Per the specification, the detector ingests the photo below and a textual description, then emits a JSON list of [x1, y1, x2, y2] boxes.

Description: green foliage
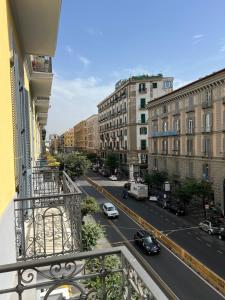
[[64, 152, 91, 178], [174, 178, 213, 217], [81, 196, 100, 218], [105, 153, 119, 174], [85, 255, 123, 299], [86, 152, 98, 162], [85, 255, 141, 299], [145, 171, 168, 189], [81, 222, 104, 251]]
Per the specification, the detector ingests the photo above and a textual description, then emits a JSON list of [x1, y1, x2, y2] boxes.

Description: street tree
[[81, 222, 104, 251], [105, 153, 119, 174], [150, 171, 168, 189], [64, 152, 91, 179], [196, 180, 213, 219], [81, 196, 100, 219]]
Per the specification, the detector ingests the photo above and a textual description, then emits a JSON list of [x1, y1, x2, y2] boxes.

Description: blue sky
[[47, 0, 225, 135]]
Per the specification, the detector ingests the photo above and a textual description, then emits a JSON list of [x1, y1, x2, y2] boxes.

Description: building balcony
[[201, 151, 212, 158], [37, 112, 48, 126], [139, 88, 147, 94], [138, 120, 148, 125], [10, 0, 61, 56], [202, 101, 212, 109], [151, 130, 179, 137], [0, 245, 168, 299], [35, 96, 50, 113], [28, 55, 53, 97], [202, 126, 212, 133], [14, 167, 82, 261], [185, 106, 195, 113]]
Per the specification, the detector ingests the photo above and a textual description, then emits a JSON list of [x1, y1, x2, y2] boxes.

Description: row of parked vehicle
[[102, 202, 160, 255], [199, 220, 225, 240]]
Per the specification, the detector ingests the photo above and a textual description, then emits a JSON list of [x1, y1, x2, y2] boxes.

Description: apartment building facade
[[74, 120, 87, 151], [86, 114, 99, 153], [49, 134, 60, 154], [98, 75, 173, 175], [64, 128, 75, 153], [0, 0, 61, 294], [148, 68, 225, 213]]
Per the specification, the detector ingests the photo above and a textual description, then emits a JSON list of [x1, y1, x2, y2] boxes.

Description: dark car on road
[[134, 230, 160, 255], [168, 202, 185, 216]]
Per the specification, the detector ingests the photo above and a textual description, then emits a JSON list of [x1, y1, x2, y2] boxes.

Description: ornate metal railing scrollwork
[[0, 247, 168, 300]]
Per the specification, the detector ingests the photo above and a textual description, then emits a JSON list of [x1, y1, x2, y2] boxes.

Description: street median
[[85, 176, 225, 296]]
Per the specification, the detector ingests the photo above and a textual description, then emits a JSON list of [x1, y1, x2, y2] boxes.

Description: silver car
[[199, 220, 220, 235]]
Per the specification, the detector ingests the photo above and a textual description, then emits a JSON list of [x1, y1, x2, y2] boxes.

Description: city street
[[86, 171, 225, 280], [78, 176, 225, 300]]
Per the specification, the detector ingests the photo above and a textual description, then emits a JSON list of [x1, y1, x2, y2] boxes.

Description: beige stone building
[[74, 120, 87, 151], [49, 134, 59, 154], [86, 114, 99, 153], [64, 128, 75, 153], [98, 74, 173, 176], [147, 68, 225, 213]]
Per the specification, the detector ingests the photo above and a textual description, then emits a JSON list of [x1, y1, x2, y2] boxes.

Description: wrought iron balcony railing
[[15, 167, 82, 261], [0, 246, 169, 300]]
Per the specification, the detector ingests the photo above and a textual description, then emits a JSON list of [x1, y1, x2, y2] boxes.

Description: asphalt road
[[78, 177, 225, 300], [87, 171, 225, 280]]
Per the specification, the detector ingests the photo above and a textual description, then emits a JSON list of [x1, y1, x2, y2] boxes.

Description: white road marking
[[217, 250, 223, 255], [85, 177, 225, 299], [206, 243, 212, 248]]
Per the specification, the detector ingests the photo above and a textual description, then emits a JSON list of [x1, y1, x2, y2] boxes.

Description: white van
[[128, 182, 148, 200]]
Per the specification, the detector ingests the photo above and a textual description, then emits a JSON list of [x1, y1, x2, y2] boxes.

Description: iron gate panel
[[14, 193, 82, 261]]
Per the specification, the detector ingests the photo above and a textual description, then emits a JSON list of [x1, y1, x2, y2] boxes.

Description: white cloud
[[110, 66, 152, 80], [65, 45, 73, 55], [78, 55, 90, 66], [46, 76, 114, 135], [193, 34, 204, 39], [86, 28, 103, 36], [173, 78, 191, 89]]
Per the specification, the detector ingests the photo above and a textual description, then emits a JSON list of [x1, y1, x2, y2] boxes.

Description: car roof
[[137, 230, 153, 237], [104, 202, 115, 208]]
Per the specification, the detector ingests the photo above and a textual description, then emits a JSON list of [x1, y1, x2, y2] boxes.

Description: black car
[[218, 227, 225, 240], [168, 202, 185, 216], [134, 230, 160, 254]]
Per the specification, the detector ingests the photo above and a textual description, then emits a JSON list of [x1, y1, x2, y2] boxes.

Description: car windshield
[[143, 236, 156, 244], [107, 207, 115, 211]]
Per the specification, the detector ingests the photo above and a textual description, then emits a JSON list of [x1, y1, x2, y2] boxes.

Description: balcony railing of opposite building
[[151, 130, 179, 137], [29, 55, 52, 73], [201, 151, 212, 158], [0, 246, 169, 300], [139, 88, 147, 94], [201, 126, 212, 133], [202, 101, 212, 109]]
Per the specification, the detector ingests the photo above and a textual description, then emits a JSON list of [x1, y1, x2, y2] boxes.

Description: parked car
[[168, 202, 185, 216], [149, 195, 159, 202], [218, 227, 225, 240], [134, 230, 160, 255], [199, 220, 220, 235], [109, 175, 117, 181], [102, 202, 119, 218]]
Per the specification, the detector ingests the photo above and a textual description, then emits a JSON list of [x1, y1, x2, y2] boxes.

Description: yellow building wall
[[0, 0, 16, 215]]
